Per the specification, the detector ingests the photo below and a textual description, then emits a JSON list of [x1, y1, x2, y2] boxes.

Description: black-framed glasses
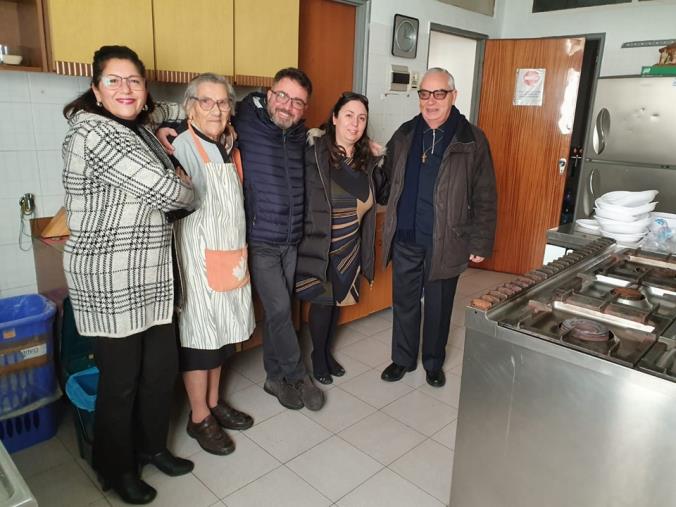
[[191, 96, 231, 113], [270, 90, 307, 109], [101, 74, 146, 91], [417, 88, 454, 100]]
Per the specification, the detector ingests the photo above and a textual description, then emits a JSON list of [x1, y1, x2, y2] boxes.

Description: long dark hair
[[323, 92, 370, 172], [63, 45, 155, 122]]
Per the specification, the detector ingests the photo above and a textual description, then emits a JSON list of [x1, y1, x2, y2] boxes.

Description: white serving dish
[[595, 190, 658, 207], [1, 54, 22, 65], [595, 200, 657, 217], [575, 218, 600, 232], [595, 215, 652, 234], [600, 230, 647, 243], [652, 212, 676, 229], [594, 207, 650, 222]]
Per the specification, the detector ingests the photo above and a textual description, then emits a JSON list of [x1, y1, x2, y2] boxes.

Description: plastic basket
[[0, 294, 57, 416], [0, 400, 59, 453]]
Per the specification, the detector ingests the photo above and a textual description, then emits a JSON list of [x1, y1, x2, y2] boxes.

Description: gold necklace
[[421, 128, 441, 163]]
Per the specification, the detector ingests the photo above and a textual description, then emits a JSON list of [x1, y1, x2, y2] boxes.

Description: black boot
[[138, 449, 194, 476], [104, 472, 157, 504]]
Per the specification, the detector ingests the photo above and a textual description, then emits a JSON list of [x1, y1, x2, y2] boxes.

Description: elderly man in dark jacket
[[233, 68, 324, 411], [380, 67, 497, 388]]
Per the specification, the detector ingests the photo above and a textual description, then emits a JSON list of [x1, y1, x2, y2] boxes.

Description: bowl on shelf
[[575, 218, 600, 235], [600, 230, 647, 243], [1, 54, 23, 65], [595, 200, 657, 217], [595, 215, 652, 234], [594, 207, 651, 222], [595, 190, 658, 207]]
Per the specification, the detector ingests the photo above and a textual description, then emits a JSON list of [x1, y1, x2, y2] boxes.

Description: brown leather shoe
[[187, 413, 235, 456], [210, 400, 254, 430]]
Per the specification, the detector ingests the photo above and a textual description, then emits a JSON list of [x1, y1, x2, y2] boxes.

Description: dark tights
[[308, 303, 341, 376]]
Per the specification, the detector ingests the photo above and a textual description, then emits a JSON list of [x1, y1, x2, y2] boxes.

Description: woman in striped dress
[[171, 74, 255, 455]]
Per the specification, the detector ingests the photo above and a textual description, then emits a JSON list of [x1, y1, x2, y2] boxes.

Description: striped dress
[[172, 124, 254, 352]]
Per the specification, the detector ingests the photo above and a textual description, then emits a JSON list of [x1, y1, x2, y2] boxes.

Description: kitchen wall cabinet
[[46, 0, 154, 76], [0, 0, 49, 72], [153, 0, 234, 82], [233, 0, 299, 87]]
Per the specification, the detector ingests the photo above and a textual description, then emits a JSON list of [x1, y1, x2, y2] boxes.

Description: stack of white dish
[[592, 190, 658, 246]]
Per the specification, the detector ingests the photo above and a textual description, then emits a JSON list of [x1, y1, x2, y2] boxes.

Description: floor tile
[[339, 411, 426, 465], [382, 390, 457, 437], [339, 369, 413, 409], [224, 466, 331, 507], [369, 327, 393, 346], [333, 324, 369, 350], [432, 419, 457, 450], [339, 338, 390, 368], [12, 433, 73, 479], [190, 432, 280, 499], [56, 411, 81, 458], [165, 402, 204, 460], [220, 368, 256, 396], [25, 459, 103, 507], [225, 382, 286, 426], [329, 352, 371, 386], [337, 468, 444, 507], [400, 364, 429, 389], [287, 436, 382, 502], [346, 313, 392, 337], [229, 346, 266, 384], [417, 370, 462, 409], [107, 472, 218, 507], [245, 410, 331, 462], [443, 346, 465, 371], [302, 387, 376, 433], [447, 325, 466, 350], [390, 439, 454, 504]]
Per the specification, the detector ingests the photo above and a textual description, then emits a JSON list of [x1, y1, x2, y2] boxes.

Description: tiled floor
[[12, 268, 516, 507]]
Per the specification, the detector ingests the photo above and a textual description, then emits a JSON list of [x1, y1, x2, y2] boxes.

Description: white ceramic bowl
[[2, 54, 22, 65], [600, 230, 647, 243], [575, 218, 600, 231], [595, 200, 657, 217], [652, 212, 676, 229], [595, 215, 652, 234], [596, 190, 658, 207], [594, 207, 650, 223]]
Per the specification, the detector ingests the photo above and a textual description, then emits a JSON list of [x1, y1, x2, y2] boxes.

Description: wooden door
[[298, 0, 355, 129], [477, 37, 585, 274]]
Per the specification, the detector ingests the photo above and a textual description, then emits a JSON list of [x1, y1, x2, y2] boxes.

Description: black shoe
[[426, 369, 446, 387], [210, 400, 254, 430], [313, 372, 333, 385], [108, 473, 156, 504], [381, 362, 415, 382], [138, 449, 194, 476], [328, 356, 345, 377]]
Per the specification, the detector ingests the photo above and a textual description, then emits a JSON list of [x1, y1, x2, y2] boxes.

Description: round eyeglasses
[[100, 74, 146, 91], [269, 90, 307, 110], [192, 96, 231, 113]]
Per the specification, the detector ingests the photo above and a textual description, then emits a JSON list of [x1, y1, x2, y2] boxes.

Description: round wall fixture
[[392, 14, 419, 59]]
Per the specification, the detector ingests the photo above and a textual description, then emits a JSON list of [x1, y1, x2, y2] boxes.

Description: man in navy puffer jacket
[[233, 68, 324, 411]]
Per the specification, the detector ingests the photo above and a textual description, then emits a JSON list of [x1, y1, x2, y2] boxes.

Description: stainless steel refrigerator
[[574, 76, 676, 219]]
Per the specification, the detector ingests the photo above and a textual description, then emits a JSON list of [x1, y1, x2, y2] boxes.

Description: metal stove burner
[[560, 318, 611, 342], [611, 287, 644, 301]]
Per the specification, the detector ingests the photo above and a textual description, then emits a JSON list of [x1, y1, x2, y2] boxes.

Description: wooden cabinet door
[[47, 0, 154, 74], [153, 0, 234, 82], [233, 0, 299, 86], [477, 37, 585, 274]]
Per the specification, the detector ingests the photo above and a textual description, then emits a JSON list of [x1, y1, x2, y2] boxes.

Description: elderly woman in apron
[[170, 73, 255, 456]]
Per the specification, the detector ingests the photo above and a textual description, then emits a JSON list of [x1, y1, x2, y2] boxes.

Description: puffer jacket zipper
[[283, 131, 293, 244]]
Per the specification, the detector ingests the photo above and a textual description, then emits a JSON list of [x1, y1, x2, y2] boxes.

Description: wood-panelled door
[[477, 37, 585, 274], [298, 0, 355, 128]]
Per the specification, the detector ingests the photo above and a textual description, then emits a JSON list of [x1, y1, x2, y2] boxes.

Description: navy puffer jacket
[[233, 92, 306, 245]]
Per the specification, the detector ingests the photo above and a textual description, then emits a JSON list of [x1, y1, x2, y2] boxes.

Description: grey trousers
[[249, 242, 306, 381]]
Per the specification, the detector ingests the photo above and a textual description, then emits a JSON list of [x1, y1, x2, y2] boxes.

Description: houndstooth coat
[[62, 111, 194, 338]]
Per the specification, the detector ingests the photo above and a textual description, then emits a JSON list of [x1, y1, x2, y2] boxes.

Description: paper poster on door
[[513, 68, 546, 106]]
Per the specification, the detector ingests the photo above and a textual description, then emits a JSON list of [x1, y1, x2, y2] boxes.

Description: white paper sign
[[514, 68, 546, 106]]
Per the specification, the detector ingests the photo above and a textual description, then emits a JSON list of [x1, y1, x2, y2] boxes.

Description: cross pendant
[[422, 153, 427, 164]]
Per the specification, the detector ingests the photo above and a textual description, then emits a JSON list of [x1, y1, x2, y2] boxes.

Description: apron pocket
[[205, 247, 250, 292]]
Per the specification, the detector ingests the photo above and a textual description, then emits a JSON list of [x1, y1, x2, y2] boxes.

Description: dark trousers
[[391, 240, 459, 372], [93, 323, 178, 479], [249, 242, 305, 382], [308, 303, 341, 376]]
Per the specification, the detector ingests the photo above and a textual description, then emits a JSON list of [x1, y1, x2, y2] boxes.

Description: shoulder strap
[[231, 147, 243, 184], [188, 122, 243, 184]]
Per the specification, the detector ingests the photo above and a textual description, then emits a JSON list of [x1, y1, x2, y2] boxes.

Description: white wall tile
[[0, 103, 35, 151], [28, 73, 84, 104], [0, 244, 36, 292], [0, 72, 30, 103], [0, 150, 40, 200], [31, 103, 68, 151], [0, 284, 37, 298], [36, 194, 65, 218]]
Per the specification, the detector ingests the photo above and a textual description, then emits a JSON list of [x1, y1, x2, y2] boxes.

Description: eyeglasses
[[270, 90, 307, 109], [417, 88, 455, 100], [191, 96, 231, 113], [100, 74, 146, 91]]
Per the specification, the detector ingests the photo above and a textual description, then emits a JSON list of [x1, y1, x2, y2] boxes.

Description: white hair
[[183, 73, 235, 113], [422, 67, 455, 90]]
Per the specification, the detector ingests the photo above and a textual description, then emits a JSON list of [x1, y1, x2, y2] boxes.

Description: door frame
[[333, 0, 370, 93], [428, 23, 488, 124]]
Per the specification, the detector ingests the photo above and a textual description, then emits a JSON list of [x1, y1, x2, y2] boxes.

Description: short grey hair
[[183, 73, 235, 113], [422, 67, 455, 91]]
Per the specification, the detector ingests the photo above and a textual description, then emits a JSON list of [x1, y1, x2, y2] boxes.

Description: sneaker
[[264, 378, 304, 410], [294, 376, 325, 411]]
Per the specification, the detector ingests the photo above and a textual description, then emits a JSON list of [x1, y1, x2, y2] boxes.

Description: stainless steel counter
[[450, 307, 676, 507], [546, 223, 598, 250]]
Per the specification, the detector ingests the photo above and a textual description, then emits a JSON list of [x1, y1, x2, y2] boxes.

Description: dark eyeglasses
[[101, 74, 146, 91], [270, 90, 307, 109], [191, 96, 231, 112], [417, 89, 455, 100]]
